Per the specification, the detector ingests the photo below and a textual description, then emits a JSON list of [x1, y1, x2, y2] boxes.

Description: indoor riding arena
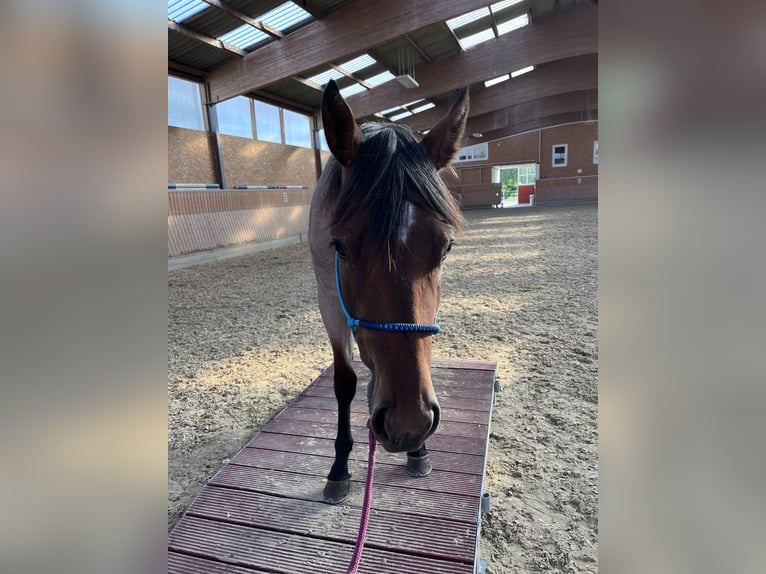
[[168, 1, 598, 573]]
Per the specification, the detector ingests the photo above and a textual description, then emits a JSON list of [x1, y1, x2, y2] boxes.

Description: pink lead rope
[[345, 423, 377, 574]]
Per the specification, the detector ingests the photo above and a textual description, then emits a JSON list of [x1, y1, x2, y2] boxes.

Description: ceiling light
[[396, 74, 419, 89], [511, 65, 535, 78], [484, 74, 510, 88]]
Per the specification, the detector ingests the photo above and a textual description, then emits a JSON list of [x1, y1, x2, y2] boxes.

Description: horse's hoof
[[323, 479, 351, 504], [406, 453, 432, 477]]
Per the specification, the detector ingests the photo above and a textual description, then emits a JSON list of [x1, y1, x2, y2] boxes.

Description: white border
[[552, 143, 568, 167]]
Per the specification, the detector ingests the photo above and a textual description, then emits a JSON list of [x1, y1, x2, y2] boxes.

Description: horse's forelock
[[328, 122, 462, 249]]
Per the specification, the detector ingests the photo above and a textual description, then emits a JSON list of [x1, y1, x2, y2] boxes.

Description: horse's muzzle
[[370, 401, 441, 452]]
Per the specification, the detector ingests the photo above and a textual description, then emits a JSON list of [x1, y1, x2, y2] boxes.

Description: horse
[[309, 79, 469, 503]]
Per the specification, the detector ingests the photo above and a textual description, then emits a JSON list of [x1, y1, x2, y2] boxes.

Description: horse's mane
[[326, 122, 463, 249]]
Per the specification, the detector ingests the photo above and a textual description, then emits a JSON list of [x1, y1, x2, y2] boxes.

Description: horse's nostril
[[430, 403, 441, 434], [371, 407, 388, 441]]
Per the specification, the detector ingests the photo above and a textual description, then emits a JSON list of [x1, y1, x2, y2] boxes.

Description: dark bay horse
[[309, 79, 468, 503]]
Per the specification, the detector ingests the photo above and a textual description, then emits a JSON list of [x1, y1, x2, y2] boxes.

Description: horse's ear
[[421, 87, 469, 170], [321, 79, 363, 167]]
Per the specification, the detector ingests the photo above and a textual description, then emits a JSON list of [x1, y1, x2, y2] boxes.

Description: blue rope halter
[[334, 251, 440, 335]]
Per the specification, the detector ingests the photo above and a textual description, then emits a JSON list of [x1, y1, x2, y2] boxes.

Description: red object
[[518, 184, 536, 204]]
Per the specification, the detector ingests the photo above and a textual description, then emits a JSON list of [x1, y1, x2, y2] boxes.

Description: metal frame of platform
[[169, 358, 498, 574]]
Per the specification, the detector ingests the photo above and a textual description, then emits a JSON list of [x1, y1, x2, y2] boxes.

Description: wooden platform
[[168, 358, 498, 574]]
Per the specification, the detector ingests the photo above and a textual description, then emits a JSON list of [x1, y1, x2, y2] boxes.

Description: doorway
[[492, 164, 538, 208]]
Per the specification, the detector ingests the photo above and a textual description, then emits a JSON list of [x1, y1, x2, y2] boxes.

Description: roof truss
[[205, 0, 503, 103], [345, 3, 596, 119]]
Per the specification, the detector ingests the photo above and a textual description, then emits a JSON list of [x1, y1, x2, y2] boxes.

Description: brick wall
[[445, 120, 598, 206]]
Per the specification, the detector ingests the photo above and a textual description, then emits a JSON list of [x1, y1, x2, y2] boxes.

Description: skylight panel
[[365, 71, 396, 87], [337, 54, 377, 74], [411, 102, 436, 114], [168, 0, 209, 23], [496, 13, 529, 35], [258, 1, 312, 32], [339, 83, 367, 98], [390, 110, 413, 121], [403, 99, 426, 108], [484, 74, 510, 87], [219, 24, 270, 50], [491, 0, 525, 13], [459, 28, 495, 50], [511, 65, 535, 78], [306, 68, 345, 86], [446, 7, 490, 31], [378, 106, 402, 115]]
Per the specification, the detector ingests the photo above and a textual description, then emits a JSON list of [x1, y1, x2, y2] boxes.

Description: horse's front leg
[[324, 341, 357, 504], [406, 445, 432, 477]]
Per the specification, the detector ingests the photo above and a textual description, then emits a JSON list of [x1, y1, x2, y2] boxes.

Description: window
[[518, 164, 537, 185], [593, 140, 599, 164], [168, 76, 204, 131], [283, 110, 311, 148], [254, 101, 282, 143], [552, 144, 568, 167], [456, 143, 488, 162], [215, 96, 253, 138]]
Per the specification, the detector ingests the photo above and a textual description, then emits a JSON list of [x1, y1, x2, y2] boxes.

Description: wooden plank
[[261, 419, 487, 455], [170, 516, 474, 573], [291, 393, 493, 416], [303, 381, 492, 403], [209, 465, 479, 524], [186, 487, 476, 562], [246, 432, 486, 475], [306, 369, 492, 398], [169, 359, 497, 573], [205, 0, 498, 102], [228, 448, 481, 495], [461, 112, 598, 148], [168, 551, 270, 573], [464, 89, 597, 136], [318, 361, 497, 382], [276, 406, 489, 435]]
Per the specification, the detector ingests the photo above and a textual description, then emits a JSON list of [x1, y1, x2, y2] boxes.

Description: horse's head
[[321, 80, 468, 453]]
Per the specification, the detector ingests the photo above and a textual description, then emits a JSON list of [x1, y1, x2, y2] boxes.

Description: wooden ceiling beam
[[461, 111, 599, 147], [464, 89, 598, 135], [168, 61, 207, 81], [346, 3, 596, 118], [200, 0, 283, 39], [168, 20, 246, 57], [205, 0, 500, 103], [293, 0, 324, 20], [402, 54, 597, 132]]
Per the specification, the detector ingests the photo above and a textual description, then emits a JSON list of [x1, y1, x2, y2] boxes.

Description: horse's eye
[[331, 239, 348, 259], [441, 240, 455, 261]]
